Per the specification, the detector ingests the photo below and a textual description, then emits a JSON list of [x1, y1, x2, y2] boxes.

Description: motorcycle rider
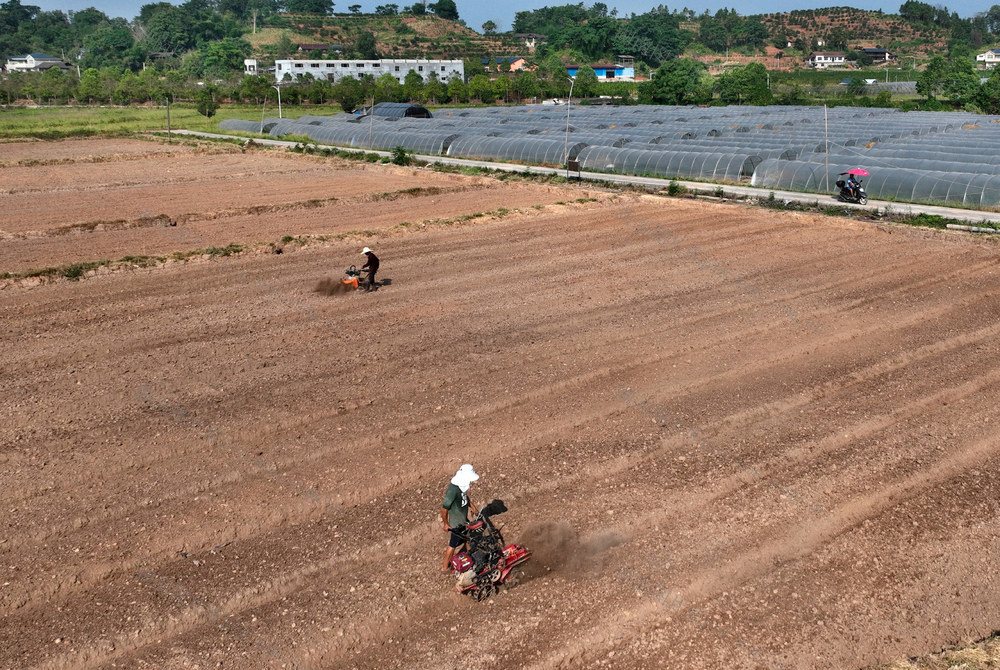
[[440, 464, 479, 574], [845, 173, 861, 200]]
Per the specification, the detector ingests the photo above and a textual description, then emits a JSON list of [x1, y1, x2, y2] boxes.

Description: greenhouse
[[751, 160, 1000, 207], [446, 136, 587, 164], [222, 104, 1000, 209], [578, 146, 760, 181]]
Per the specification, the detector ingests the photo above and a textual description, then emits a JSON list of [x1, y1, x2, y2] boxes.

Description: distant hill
[[759, 7, 949, 55], [251, 14, 526, 61]]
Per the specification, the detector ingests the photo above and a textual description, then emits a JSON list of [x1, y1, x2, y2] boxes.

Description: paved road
[[164, 130, 1000, 226]]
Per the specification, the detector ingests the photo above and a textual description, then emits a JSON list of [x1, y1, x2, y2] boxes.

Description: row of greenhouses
[[220, 105, 1000, 208]]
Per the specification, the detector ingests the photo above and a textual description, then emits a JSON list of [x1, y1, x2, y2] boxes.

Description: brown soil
[[0, 137, 195, 163], [2, 138, 1000, 670]]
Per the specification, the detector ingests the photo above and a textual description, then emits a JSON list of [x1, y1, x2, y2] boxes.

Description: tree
[[237, 73, 271, 103], [138, 1, 173, 24], [429, 0, 458, 21], [0, 0, 40, 32], [195, 86, 219, 117], [482, 20, 496, 35], [285, 0, 333, 14], [356, 30, 378, 59], [348, 4, 361, 13], [572, 66, 599, 97], [333, 74, 364, 111], [986, 4, 1000, 34], [649, 58, 709, 105], [200, 37, 251, 77], [715, 62, 772, 105], [374, 4, 397, 15], [374, 71, 402, 101], [35, 67, 73, 103], [512, 70, 541, 101], [77, 67, 103, 103], [406, 3, 425, 15], [81, 22, 135, 70], [467, 73, 494, 102], [424, 71, 446, 102], [976, 68, 1000, 113], [916, 54, 948, 99], [113, 70, 145, 103], [536, 53, 570, 97], [402, 68, 423, 100], [492, 75, 510, 102], [899, 0, 935, 25], [447, 76, 467, 102], [274, 32, 294, 58], [143, 5, 192, 52], [942, 57, 980, 105]]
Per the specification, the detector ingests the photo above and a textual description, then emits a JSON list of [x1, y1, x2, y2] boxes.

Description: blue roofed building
[[567, 58, 635, 82]]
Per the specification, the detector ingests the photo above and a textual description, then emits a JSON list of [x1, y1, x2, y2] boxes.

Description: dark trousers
[[366, 270, 377, 291]]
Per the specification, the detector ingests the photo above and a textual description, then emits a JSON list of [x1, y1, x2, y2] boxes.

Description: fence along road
[[163, 130, 1000, 227]]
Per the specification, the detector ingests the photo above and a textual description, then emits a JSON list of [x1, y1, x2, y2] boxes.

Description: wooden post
[[166, 98, 171, 143]]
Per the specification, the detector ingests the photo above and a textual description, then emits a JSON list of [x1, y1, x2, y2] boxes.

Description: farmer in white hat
[[440, 464, 479, 573], [361, 247, 379, 292]]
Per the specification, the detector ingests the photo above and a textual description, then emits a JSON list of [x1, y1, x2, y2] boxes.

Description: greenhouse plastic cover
[[220, 105, 1000, 208]]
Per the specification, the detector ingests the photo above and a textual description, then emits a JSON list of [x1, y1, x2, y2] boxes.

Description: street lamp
[[272, 84, 282, 119], [564, 76, 575, 178]]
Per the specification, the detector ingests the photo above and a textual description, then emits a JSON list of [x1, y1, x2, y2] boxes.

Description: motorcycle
[[447, 499, 531, 601], [836, 178, 868, 205]]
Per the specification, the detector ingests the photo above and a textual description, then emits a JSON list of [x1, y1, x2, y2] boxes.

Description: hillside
[[760, 7, 949, 55], [250, 14, 526, 61]]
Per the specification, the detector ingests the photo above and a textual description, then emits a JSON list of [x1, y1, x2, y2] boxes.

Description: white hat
[[362, 247, 372, 254], [451, 464, 479, 492]]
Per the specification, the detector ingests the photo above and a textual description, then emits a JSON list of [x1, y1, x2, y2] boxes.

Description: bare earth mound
[[2, 138, 999, 670]]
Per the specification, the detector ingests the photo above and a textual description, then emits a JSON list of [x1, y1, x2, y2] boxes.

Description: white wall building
[[977, 48, 1000, 67], [275, 59, 464, 84], [5, 53, 70, 72], [808, 51, 847, 69]]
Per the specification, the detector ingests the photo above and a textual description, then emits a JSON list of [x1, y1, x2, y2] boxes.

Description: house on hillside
[[5, 53, 72, 73], [859, 47, 894, 63], [513, 33, 545, 50], [482, 56, 527, 72], [808, 51, 846, 69], [976, 48, 1000, 68]]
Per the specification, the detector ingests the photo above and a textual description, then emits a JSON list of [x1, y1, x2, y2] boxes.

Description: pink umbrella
[[842, 168, 870, 176]]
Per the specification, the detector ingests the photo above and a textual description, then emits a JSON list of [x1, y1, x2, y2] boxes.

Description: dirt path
[[2, 139, 999, 670]]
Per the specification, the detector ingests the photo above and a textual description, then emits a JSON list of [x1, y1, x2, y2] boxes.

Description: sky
[[31, 0, 1000, 34]]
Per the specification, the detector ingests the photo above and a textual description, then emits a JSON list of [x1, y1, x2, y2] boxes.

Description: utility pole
[[166, 97, 171, 143], [564, 77, 575, 178], [272, 84, 282, 118]]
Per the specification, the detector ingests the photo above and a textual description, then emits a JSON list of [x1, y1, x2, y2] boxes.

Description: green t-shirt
[[442, 483, 469, 529]]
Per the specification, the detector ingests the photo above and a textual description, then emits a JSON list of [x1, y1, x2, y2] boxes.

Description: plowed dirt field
[[2, 138, 999, 670]]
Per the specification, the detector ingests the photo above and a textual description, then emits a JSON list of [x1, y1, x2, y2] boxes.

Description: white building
[[808, 51, 847, 69], [976, 48, 1000, 68], [274, 59, 464, 84], [5, 53, 71, 73]]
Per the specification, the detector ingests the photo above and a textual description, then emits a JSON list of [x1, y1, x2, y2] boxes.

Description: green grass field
[[0, 104, 345, 140]]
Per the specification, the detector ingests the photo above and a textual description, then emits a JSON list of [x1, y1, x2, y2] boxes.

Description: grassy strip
[[754, 191, 1000, 232], [0, 104, 344, 140], [1, 243, 246, 282]]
